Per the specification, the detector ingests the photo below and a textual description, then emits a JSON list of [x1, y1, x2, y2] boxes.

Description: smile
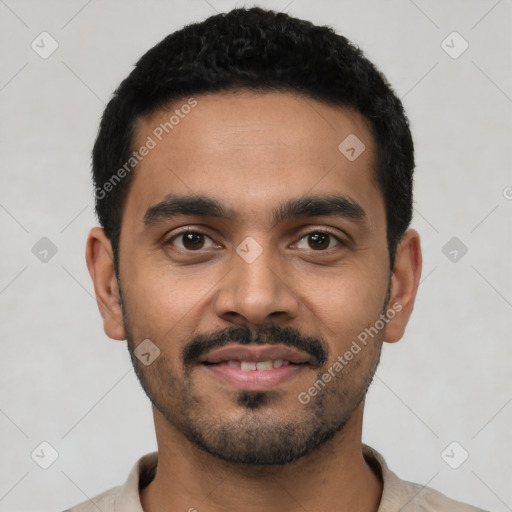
[[197, 344, 312, 390], [210, 359, 291, 370]]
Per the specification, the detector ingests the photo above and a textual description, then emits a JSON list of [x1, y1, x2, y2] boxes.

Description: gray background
[[0, 0, 511, 511]]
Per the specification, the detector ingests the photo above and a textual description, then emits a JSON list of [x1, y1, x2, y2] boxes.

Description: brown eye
[[296, 231, 342, 251], [308, 233, 330, 250], [181, 232, 205, 250], [169, 231, 216, 251]]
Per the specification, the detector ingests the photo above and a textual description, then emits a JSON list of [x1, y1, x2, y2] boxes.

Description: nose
[[213, 242, 300, 327]]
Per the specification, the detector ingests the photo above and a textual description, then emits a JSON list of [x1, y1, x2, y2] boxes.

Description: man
[[68, 6, 487, 512]]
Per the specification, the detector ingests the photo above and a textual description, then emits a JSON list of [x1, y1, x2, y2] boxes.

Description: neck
[[140, 404, 382, 512]]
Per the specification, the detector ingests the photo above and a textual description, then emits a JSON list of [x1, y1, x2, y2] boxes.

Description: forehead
[[125, 90, 383, 231]]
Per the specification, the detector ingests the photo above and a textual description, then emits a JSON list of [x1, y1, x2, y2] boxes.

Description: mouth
[[199, 344, 311, 390], [205, 359, 293, 370]]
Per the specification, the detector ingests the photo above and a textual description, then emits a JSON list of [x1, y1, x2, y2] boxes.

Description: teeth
[[256, 361, 273, 371], [228, 360, 292, 371]]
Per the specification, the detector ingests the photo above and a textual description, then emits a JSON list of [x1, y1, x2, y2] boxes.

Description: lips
[[200, 344, 311, 365], [224, 359, 290, 371], [199, 344, 311, 390]]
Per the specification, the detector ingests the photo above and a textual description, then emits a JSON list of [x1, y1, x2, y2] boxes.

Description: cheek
[[122, 263, 224, 340], [299, 264, 387, 348], [127, 260, 194, 312]]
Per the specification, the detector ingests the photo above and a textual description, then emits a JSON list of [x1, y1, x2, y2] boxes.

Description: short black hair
[[92, 7, 414, 274]]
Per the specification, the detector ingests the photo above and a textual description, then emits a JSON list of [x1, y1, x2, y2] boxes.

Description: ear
[[85, 227, 126, 341], [383, 229, 422, 343]]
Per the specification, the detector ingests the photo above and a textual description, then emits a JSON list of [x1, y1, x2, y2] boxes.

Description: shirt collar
[[119, 445, 404, 511], [117, 451, 158, 512]]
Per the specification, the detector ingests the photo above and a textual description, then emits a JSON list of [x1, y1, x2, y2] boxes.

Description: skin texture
[[86, 91, 422, 512]]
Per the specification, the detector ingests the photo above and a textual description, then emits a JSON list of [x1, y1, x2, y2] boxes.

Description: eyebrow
[[143, 193, 367, 228]]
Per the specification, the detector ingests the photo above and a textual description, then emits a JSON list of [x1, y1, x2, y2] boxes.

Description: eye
[[295, 230, 343, 251], [165, 228, 344, 253], [167, 230, 218, 251]]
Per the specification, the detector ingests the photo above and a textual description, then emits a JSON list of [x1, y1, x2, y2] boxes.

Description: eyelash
[[165, 227, 345, 252]]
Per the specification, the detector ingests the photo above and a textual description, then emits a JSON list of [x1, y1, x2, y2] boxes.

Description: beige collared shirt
[[63, 445, 488, 512]]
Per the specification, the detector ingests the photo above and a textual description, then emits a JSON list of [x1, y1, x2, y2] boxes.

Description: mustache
[[182, 324, 328, 368]]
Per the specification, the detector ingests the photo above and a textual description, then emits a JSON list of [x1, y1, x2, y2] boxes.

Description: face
[[97, 91, 411, 465]]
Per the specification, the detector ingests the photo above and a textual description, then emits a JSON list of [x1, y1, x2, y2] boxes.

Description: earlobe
[[383, 229, 422, 343], [85, 227, 126, 341]]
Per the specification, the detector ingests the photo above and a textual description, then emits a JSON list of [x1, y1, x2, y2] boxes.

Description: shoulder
[[61, 451, 157, 512], [400, 478, 490, 512], [362, 445, 490, 512], [61, 485, 121, 512]]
